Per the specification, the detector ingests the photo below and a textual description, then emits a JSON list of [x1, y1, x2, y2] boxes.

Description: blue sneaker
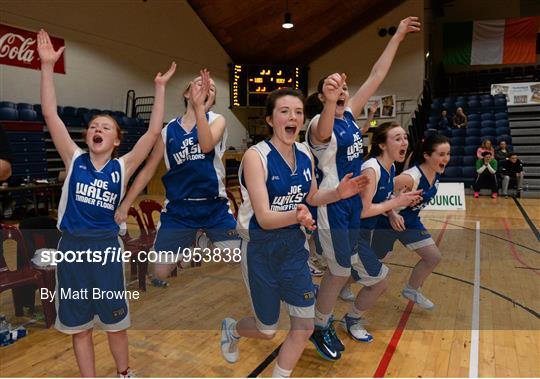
[[328, 317, 345, 352], [341, 314, 373, 343], [309, 325, 341, 361]]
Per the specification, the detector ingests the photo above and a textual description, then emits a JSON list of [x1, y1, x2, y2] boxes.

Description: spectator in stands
[[452, 107, 467, 129], [437, 109, 450, 129], [500, 152, 524, 198], [476, 139, 494, 159], [474, 151, 498, 199], [495, 140, 511, 162], [0, 123, 12, 181]]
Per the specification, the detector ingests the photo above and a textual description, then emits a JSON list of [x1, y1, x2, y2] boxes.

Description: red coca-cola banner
[[0, 23, 65, 74]]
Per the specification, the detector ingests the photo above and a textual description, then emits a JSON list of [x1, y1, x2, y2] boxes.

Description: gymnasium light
[[282, 12, 293, 29]]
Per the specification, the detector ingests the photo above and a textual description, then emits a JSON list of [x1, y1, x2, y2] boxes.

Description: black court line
[[387, 262, 539, 319], [513, 197, 540, 242], [425, 217, 540, 254], [248, 345, 282, 377]]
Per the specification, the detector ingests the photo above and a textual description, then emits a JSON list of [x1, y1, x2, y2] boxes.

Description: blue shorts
[[240, 230, 315, 334], [371, 217, 435, 260], [55, 234, 130, 333], [154, 198, 239, 263], [316, 196, 361, 276], [350, 228, 389, 286]]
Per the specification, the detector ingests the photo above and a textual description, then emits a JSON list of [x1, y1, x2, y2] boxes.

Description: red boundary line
[[373, 215, 450, 378], [501, 217, 540, 276]]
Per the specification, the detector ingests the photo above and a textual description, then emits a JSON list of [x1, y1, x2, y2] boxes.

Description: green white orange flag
[[443, 17, 540, 65]]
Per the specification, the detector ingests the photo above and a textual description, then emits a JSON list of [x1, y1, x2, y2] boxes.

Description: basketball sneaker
[[118, 368, 135, 378], [401, 287, 434, 310], [309, 324, 341, 361], [220, 317, 239, 363], [327, 317, 345, 352], [308, 256, 324, 277], [339, 285, 355, 302], [341, 314, 373, 343]]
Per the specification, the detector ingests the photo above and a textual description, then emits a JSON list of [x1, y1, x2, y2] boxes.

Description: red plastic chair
[[120, 207, 150, 291], [1, 224, 55, 328], [138, 199, 163, 238], [226, 189, 239, 219]]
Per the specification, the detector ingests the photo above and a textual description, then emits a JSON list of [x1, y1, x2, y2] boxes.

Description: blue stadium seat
[[481, 113, 494, 121], [481, 135, 496, 144], [429, 116, 438, 124], [480, 94, 493, 100], [439, 128, 452, 137], [62, 106, 77, 117], [0, 107, 18, 120], [136, 118, 146, 128], [76, 107, 89, 117], [113, 111, 126, 117], [452, 128, 466, 137], [33, 104, 42, 113], [481, 120, 495, 129], [467, 100, 480, 112], [467, 95, 480, 102], [494, 97, 507, 111], [464, 146, 478, 156], [424, 129, 438, 138], [18, 109, 37, 121], [57, 106, 64, 116], [496, 135, 512, 144], [495, 119, 509, 129], [17, 103, 34, 110], [463, 156, 476, 167], [444, 96, 455, 104], [123, 117, 137, 127], [481, 99, 494, 109], [82, 113, 93, 124], [451, 137, 465, 146], [0, 101, 16, 109], [455, 101, 467, 110], [496, 127, 510, 136], [463, 167, 477, 178], [448, 156, 462, 167], [468, 121, 481, 129], [444, 167, 462, 178], [480, 127, 496, 136], [465, 136, 481, 146], [89, 108, 102, 115], [468, 114, 481, 122], [494, 112, 508, 120], [456, 96, 466, 102], [451, 146, 464, 156], [466, 128, 481, 137]]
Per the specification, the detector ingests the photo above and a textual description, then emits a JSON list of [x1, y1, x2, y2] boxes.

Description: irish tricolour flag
[[444, 17, 540, 65]]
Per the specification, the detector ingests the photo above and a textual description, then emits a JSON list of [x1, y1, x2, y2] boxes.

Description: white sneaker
[[341, 314, 373, 343], [339, 286, 355, 302], [401, 287, 434, 310], [220, 317, 239, 363], [118, 368, 135, 378], [308, 256, 324, 277]]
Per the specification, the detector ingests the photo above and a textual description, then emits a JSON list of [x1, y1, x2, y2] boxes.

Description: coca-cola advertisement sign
[[0, 23, 65, 74]]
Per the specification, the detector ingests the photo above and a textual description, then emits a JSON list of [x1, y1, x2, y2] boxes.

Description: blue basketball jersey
[[361, 157, 395, 230], [398, 165, 440, 223], [161, 112, 227, 205], [237, 140, 313, 241], [306, 108, 363, 190], [57, 149, 124, 237]]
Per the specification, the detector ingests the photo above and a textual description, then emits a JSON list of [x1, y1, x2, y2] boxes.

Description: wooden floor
[[1, 196, 538, 377]]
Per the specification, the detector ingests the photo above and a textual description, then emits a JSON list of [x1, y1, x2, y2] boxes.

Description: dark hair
[[265, 87, 305, 118], [85, 114, 123, 158], [366, 121, 402, 159], [305, 92, 323, 120], [507, 152, 517, 158], [417, 134, 450, 163], [481, 150, 492, 157], [317, 77, 325, 94]]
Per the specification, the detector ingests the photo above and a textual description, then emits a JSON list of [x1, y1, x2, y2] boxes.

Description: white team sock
[[272, 363, 292, 378], [347, 304, 366, 319], [314, 308, 331, 328]]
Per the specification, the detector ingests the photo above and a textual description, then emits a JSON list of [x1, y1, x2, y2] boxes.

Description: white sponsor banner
[[491, 82, 540, 105], [425, 182, 466, 211]]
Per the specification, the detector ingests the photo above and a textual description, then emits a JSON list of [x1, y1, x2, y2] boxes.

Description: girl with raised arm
[[38, 29, 176, 377], [306, 17, 421, 360]]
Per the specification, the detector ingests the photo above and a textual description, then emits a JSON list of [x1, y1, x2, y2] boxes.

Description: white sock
[[272, 363, 292, 378], [314, 308, 331, 328], [405, 283, 419, 291], [347, 304, 365, 319]]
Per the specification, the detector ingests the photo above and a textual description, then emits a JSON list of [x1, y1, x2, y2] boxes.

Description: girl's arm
[[37, 30, 78, 167], [121, 62, 176, 179], [309, 73, 344, 144], [347, 17, 421, 118], [360, 168, 422, 218], [114, 139, 164, 224], [361, 102, 378, 134], [191, 69, 226, 153]]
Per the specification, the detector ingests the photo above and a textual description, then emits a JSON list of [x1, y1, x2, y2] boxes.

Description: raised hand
[[154, 62, 177, 87], [189, 68, 210, 108], [395, 17, 421, 40], [323, 73, 346, 103], [296, 204, 316, 231], [337, 173, 370, 199], [37, 29, 65, 66], [369, 102, 379, 115]]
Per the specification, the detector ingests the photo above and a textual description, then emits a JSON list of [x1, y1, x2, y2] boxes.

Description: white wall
[[309, 0, 425, 126], [0, 0, 247, 148]]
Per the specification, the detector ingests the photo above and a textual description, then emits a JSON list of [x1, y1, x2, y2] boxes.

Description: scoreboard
[[230, 64, 308, 108]]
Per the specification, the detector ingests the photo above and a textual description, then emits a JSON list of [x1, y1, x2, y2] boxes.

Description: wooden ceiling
[[188, 0, 406, 65]]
